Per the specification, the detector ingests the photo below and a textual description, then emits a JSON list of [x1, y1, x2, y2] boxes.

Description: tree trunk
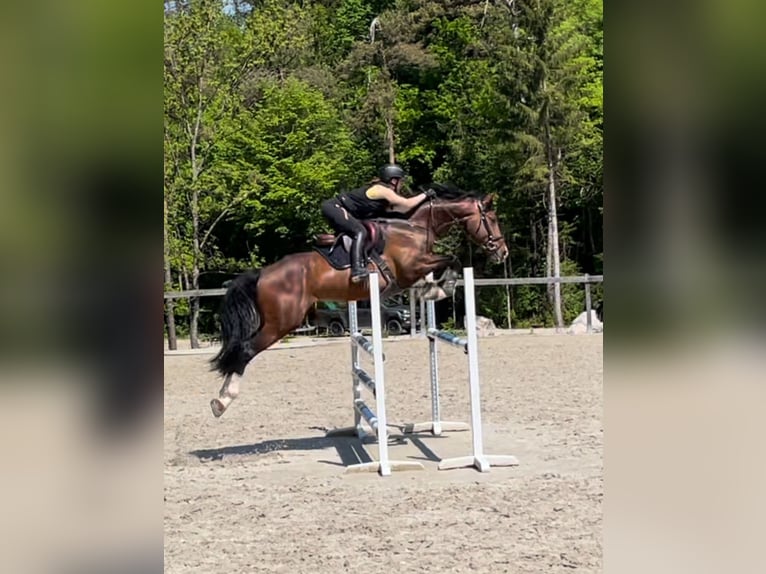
[[530, 215, 538, 275], [190, 184, 200, 348], [588, 206, 597, 263], [539, 73, 563, 329], [504, 247, 512, 329], [546, 212, 553, 304], [385, 116, 395, 163], [189, 106, 202, 349], [547, 145, 563, 330], [164, 197, 178, 351], [190, 178, 200, 348]]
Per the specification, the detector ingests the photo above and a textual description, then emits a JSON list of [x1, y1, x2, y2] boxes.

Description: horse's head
[[418, 185, 508, 263], [459, 194, 509, 263]]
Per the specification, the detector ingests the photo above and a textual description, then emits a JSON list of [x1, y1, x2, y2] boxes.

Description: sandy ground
[[165, 334, 602, 573]]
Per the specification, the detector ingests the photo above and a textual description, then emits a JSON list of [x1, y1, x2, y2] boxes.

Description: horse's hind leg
[[211, 374, 238, 417], [209, 327, 282, 417]]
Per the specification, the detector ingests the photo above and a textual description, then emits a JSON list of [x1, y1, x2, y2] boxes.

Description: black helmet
[[379, 163, 406, 183]]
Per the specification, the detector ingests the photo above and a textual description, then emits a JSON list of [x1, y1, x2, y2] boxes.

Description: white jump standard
[[401, 273, 470, 435], [429, 267, 520, 472], [326, 272, 424, 476]]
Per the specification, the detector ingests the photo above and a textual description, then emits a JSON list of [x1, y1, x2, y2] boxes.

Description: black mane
[[421, 182, 480, 200], [380, 182, 483, 222]]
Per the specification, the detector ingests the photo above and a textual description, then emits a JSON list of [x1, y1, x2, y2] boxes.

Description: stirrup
[[350, 267, 369, 283]]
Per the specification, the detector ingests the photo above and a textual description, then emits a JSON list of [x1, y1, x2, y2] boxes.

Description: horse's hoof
[[210, 399, 226, 418], [422, 285, 448, 300]]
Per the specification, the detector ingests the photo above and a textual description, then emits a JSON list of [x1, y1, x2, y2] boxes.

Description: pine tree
[[490, 0, 602, 327]]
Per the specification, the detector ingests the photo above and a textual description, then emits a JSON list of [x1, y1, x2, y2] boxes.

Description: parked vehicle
[[310, 299, 419, 336]]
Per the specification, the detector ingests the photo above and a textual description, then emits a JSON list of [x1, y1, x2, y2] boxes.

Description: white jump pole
[[437, 268, 520, 472], [326, 273, 424, 476], [403, 272, 470, 436]]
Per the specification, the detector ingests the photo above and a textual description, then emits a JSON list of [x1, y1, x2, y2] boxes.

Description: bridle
[[425, 194, 503, 255], [475, 198, 502, 255]]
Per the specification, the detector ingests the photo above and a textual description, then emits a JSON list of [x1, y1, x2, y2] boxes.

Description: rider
[[321, 163, 435, 283]]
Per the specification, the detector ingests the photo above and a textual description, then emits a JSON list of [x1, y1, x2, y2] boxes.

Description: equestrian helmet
[[379, 163, 406, 183]]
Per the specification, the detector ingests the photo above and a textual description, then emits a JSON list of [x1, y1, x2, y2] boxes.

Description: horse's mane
[[422, 182, 481, 200], [374, 182, 481, 228], [372, 182, 484, 229]]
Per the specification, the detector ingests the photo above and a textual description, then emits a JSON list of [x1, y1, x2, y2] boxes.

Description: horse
[[209, 184, 508, 417]]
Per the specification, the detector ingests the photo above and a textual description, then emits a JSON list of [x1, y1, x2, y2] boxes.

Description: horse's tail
[[210, 270, 262, 377]]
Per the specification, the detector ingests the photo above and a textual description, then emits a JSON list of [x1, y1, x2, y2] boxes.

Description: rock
[[567, 310, 603, 334], [476, 316, 496, 337]]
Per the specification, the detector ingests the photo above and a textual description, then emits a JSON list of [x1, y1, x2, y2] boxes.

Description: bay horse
[[209, 184, 508, 417]]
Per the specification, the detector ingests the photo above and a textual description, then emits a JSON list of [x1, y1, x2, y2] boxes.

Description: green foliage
[[559, 259, 586, 324], [245, 0, 314, 73], [313, 0, 374, 63], [163, 0, 603, 337], [476, 286, 512, 328], [231, 78, 369, 250], [511, 284, 550, 328]]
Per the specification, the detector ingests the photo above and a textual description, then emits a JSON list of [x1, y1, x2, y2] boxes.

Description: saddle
[[313, 220, 381, 251], [312, 221, 396, 292]]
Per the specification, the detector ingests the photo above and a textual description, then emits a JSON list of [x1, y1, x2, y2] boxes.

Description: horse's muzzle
[[483, 240, 508, 263], [488, 243, 509, 263]]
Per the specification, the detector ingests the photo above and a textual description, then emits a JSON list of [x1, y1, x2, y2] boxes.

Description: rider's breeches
[[321, 198, 367, 241]]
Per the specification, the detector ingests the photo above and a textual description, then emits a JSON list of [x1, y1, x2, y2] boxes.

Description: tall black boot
[[350, 233, 369, 283]]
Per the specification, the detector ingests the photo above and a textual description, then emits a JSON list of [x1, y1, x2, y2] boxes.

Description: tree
[[164, 0, 256, 347], [487, 0, 602, 328], [342, 1, 441, 167], [222, 78, 369, 262], [161, 0, 603, 334]]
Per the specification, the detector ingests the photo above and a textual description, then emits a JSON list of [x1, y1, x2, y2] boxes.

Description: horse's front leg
[[437, 256, 462, 297], [413, 254, 461, 300]]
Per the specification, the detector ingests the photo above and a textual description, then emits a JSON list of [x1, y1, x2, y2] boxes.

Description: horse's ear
[[482, 193, 497, 209]]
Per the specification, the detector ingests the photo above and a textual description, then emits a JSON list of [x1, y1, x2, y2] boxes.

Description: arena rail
[[163, 274, 604, 347]]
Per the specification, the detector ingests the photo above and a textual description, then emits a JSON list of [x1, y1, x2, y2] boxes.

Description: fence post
[[504, 256, 512, 329], [584, 274, 592, 333], [409, 288, 417, 337]]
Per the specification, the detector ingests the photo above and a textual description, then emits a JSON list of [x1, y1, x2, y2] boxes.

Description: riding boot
[[350, 234, 369, 283]]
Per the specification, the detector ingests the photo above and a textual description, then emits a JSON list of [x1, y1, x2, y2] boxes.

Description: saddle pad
[[313, 242, 352, 270]]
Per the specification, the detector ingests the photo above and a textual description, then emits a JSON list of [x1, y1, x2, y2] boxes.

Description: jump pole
[[433, 268, 520, 472], [326, 272, 424, 476], [402, 272, 470, 436]]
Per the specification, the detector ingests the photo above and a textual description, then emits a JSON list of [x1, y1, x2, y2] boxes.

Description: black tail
[[210, 271, 262, 377]]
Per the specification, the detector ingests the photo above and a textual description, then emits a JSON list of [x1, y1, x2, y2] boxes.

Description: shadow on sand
[[189, 427, 445, 469]]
